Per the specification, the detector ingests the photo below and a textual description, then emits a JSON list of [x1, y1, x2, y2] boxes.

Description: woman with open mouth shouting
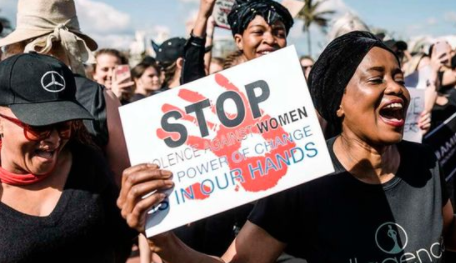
[[0, 53, 136, 262], [118, 31, 456, 262]]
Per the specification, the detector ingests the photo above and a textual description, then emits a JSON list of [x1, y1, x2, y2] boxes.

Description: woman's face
[[234, 15, 287, 61], [93, 53, 121, 88], [338, 47, 410, 145], [137, 66, 161, 91], [0, 108, 70, 175]]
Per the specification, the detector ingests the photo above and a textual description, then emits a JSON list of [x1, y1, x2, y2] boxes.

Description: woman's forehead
[[247, 15, 285, 28], [357, 47, 400, 72]]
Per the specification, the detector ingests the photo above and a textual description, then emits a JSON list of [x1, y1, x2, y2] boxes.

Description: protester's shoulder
[[130, 93, 146, 102], [324, 136, 347, 175], [71, 141, 105, 161], [74, 74, 105, 91], [68, 142, 115, 191]]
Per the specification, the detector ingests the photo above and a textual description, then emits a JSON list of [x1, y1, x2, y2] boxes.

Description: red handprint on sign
[[157, 73, 296, 198]]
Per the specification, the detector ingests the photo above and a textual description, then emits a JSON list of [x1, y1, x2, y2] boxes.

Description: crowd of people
[[0, 0, 455, 262]]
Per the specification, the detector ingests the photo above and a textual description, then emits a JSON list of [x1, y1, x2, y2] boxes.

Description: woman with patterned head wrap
[[181, 0, 293, 84], [227, 0, 293, 60], [119, 31, 456, 262]]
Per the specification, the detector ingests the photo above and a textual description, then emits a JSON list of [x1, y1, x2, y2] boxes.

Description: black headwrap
[[227, 0, 294, 37], [308, 31, 399, 137]]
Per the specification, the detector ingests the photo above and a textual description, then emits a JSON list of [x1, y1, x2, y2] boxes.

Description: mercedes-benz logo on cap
[[41, 71, 66, 93]]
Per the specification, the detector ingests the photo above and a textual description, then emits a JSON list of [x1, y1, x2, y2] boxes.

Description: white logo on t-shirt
[[375, 222, 408, 254]]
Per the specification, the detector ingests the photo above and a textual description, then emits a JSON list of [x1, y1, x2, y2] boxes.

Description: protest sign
[[403, 88, 425, 143], [212, 0, 235, 29], [120, 46, 334, 237], [424, 112, 456, 181]]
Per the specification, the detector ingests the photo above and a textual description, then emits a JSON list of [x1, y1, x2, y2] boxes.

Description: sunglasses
[[302, 65, 313, 71], [0, 114, 72, 141]]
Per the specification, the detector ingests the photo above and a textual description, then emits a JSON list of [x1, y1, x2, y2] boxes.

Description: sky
[[0, 0, 455, 57]]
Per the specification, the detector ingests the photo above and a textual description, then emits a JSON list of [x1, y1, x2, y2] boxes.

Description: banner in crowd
[[213, 0, 236, 29], [120, 46, 334, 237], [424, 113, 456, 181], [403, 88, 425, 143]]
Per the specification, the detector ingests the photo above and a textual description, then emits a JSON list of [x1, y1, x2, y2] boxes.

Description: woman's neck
[[333, 133, 400, 184]]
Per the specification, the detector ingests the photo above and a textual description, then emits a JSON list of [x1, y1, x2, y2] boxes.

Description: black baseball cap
[[0, 53, 94, 126], [155, 37, 187, 64], [383, 39, 408, 51]]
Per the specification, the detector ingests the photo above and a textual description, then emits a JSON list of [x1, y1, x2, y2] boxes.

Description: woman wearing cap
[[118, 31, 456, 262], [0, 53, 136, 262], [156, 37, 188, 89], [0, 0, 130, 187]]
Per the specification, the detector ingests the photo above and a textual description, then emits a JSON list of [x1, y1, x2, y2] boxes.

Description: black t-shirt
[[249, 138, 448, 263], [431, 88, 456, 131], [130, 93, 147, 102], [0, 143, 136, 263], [74, 74, 109, 147]]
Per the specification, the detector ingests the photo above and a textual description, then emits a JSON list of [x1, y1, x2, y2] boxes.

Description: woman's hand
[[111, 72, 134, 100], [199, 0, 217, 18], [117, 163, 174, 233], [418, 110, 431, 135]]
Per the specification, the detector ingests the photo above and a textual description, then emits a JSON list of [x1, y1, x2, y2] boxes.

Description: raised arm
[[180, 0, 216, 84]]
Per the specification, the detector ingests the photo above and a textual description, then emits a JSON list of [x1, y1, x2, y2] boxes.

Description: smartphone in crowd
[[434, 41, 452, 68], [115, 64, 131, 82], [115, 64, 132, 102]]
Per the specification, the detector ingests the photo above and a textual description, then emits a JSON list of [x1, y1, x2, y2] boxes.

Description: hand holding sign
[[117, 163, 174, 233], [119, 46, 333, 237]]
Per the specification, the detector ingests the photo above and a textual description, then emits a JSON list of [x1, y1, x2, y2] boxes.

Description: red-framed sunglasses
[[0, 113, 72, 141]]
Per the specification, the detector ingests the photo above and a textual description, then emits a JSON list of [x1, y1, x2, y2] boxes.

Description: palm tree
[[296, 0, 335, 55]]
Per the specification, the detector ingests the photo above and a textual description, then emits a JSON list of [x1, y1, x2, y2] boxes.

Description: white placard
[[403, 88, 425, 143], [212, 0, 236, 29], [120, 46, 334, 237]]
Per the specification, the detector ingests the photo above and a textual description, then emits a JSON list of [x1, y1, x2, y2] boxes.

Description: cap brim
[[0, 28, 98, 51], [11, 100, 94, 126], [396, 41, 408, 51]]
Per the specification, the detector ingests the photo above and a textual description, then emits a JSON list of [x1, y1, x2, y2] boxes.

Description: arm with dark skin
[[116, 164, 286, 263], [443, 200, 456, 251]]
